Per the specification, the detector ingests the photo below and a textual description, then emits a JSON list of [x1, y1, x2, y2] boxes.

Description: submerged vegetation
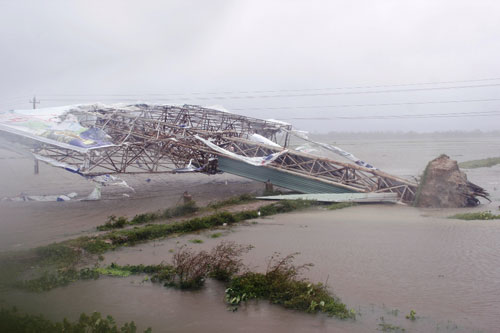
[[97, 194, 261, 232], [0, 198, 354, 326], [449, 211, 500, 220], [13, 241, 353, 321], [208, 193, 256, 210], [458, 157, 500, 169], [225, 252, 354, 319], [0, 307, 150, 333], [97, 201, 199, 231], [327, 202, 357, 210], [1, 199, 317, 293]]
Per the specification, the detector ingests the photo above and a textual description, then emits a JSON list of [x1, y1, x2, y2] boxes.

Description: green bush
[[225, 253, 353, 319], [449, 211, 500, 220], [0, 307, 150, 332]]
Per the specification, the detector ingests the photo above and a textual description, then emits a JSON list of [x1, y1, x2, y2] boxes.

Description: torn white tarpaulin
[[90, 175, 135, 191], [173, 159, 203, 173], [2, 192, 78, 202], [84, 185, 101, 201], [249, 133, 282, 148], [290, 130, 376, 170], [33, 153, 134, 192], [195, 135, 288, 166]]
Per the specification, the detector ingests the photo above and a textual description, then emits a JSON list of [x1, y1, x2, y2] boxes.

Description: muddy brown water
[[2, 205, 500, 332], [1, 133, 500, 332]]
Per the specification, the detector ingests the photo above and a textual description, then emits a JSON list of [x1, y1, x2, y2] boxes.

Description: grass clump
[[225, 253, 354, 319], [327, 202, 357, 210], [17, 268, 99, 292], [0, 307, 150, 333], [449, 211, 500, 220], [210, 232, 223, 238], [208, 194, 256, 210], [97, 201, 199, 231], [162, 200, 199, 219], [405, 310, 417, 321], [459, 157, 500, 169], [189, 239, 204, 244]]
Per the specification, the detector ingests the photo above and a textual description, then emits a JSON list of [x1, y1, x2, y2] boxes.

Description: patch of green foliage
[[225, 253, 354, 319], [17, 268, 99, 292], [210, 232, 223, 238], [327, 202, 357, 210], [97, 216, 128, 231], [458, 157, 500, 169], [97, 201, 199, 231], [208, 193, 256, 210], [95, 266, 132, 277], [405, 310, 417, 321], [449, 211, 500, 220], [378, 316, 406, 332], [161, 200, 199, 219], [0, 307, 150, 333], [9, 200, 316, 292], [189, 239, 204, 244], [35, 243, 81, 267], [105, 200, 315, 247]]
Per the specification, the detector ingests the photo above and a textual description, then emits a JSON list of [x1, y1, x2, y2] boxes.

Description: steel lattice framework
[[4, 104, 418, 202]]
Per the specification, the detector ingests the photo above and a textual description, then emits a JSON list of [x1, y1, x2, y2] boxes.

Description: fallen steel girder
[[0, 103, 418, 202], [209, 136, 417, 202]]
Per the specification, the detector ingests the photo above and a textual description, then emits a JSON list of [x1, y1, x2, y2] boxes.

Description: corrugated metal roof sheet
[[218, 156, 357, 194], [256, 192, 398, 203]]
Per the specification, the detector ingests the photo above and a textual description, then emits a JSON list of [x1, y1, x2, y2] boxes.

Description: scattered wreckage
[[0, 103, 489, 206]]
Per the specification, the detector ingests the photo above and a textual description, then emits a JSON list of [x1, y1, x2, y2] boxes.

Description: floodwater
[[3, 205, 500, 332], [1, 133, 500, 332]]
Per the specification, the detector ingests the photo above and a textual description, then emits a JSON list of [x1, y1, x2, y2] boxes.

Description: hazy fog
[[1, 0, 500, 132]]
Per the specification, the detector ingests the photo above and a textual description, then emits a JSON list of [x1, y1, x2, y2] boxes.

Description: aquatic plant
[[0, 307, 151, 332], [17, 268, 99, 292], [96, 201, 200, 231], [208, 241, 252, 282], [449, 211, 500, 220], [97, 215, 128, 231], [378, 316, 406, 332], [405, 310, 417, 321], [225, 253, 353, 319], [172, 246, 211, 289], [208, 193, 256, 210], [327, 202, 357, 210]]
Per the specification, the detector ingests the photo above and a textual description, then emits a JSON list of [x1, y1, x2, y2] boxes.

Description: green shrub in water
[[449, 211, 500, 220], [225, 253, 353, 319], [0, 307, 151, 332]]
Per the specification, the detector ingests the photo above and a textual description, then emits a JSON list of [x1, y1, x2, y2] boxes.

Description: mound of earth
[[415, 154, 489, 208]]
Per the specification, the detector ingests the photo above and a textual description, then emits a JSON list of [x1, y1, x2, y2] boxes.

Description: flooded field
[[1, 132, 500, 332]]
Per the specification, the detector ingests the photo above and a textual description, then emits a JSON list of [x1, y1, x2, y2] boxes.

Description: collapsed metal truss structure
[[2, 104, 418, 202]]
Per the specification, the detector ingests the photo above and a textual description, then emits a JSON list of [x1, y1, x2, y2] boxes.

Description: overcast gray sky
[[1, 0, 500, 132]]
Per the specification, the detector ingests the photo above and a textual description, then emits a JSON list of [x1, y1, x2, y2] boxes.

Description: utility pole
[[29, 95, 40, 109], [30, 95, 41, 175]]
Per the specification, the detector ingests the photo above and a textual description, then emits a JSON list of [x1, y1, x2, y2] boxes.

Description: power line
[[230, 98, 500, 112], [36, 76, 500, 97], [36, 82, 500, 102], [281, 110, 500, 121]]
